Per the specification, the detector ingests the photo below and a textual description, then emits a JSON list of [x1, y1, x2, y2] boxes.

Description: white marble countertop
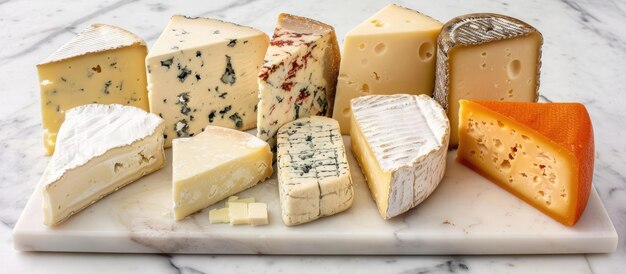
[[0, 0, 624, 273]]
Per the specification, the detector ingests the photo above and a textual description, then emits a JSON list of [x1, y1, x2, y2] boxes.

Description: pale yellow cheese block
[[333, 4, 442, 134], [172, 126, 273, 220]]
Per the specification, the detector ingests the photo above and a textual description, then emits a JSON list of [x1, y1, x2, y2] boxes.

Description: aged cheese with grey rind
[[350, 95, 449, 219], [42, 104, 165, 226], [38, 24, 149, 155], [276, 116, 353, 226], [147, 15, 269, 147], [433, 13, 542, 147], [257, 13, 340, 149]]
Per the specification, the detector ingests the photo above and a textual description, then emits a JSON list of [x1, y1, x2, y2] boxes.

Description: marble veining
[[1, 0, 625, 273]]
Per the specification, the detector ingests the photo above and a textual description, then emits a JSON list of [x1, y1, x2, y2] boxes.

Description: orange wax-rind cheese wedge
[[457, 100, 594, 226]]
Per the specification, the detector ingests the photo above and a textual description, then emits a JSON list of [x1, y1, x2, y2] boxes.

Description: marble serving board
[[12, 137, 617, 255]]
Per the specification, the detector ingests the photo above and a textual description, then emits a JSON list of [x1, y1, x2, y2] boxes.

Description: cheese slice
[[37, 24, 149, 155], [351, 95, 449, 219], [248, 203, 269, 226], [172, 126, 273, 220], [147, 15, 269, 147], [332, 4, 443, 134], [457, 100, 594, 226], [276, 116, 353, 226], [434, 13, 542, 147], [42, 104, 165, 226], [257, 13, 340, 149]]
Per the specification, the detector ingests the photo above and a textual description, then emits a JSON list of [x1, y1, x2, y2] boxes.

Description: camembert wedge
[[42, 104, 165, 226], [457, 100, 594, 226], [172, 126, 273, 220], [351, 95, 449, 219]]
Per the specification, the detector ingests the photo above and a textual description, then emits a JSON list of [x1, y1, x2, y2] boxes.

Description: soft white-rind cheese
[[42, 104, 165, 226], [350, 94, 449, 219]]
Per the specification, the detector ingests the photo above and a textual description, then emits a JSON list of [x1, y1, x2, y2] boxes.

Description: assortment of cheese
[[36, 4, 594, 228]]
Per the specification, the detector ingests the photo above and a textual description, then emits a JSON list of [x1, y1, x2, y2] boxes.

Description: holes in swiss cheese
[[508, 59, 522, 79], [418, 42, 434, 61], [374, 43, 386, 55]]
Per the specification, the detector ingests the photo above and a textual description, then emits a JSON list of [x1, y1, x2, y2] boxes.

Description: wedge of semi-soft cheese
[[42, 104, 165, 226], [333, 4, 443, 134], [351, 95, 449, 219], [147, 15, 269, 147], [276, 116, 353, 226], [37, 24, 150, 155], [434, 13, 543, 147], [257, 13, 340, 149], [172, 126, 273, 220], [457, 100, 594, 226]]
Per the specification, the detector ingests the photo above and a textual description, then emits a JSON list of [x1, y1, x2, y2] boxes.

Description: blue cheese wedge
[[350, 95, 449, 219], [147, 15, 269, 147], [276, 116, 353, 226], [257, 13, 341, 149], [42, 104, 165, 226], [37, 24, 150, 155]]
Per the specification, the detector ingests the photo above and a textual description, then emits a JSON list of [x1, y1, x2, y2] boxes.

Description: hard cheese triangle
[[257, 13, 340, 149], [42, 104, 165, 226], [147, 15, 269, 147], [38, 24, 150, 155], [172, 126, 273, 220], [457, 100, 594, 226]]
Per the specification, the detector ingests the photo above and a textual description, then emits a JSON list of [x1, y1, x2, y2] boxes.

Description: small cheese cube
[[228, 202, 249, 225], [209, 208, 230, 224], [248, 203, 268, 226]]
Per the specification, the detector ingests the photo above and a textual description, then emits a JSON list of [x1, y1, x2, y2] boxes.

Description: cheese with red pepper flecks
[[256, 13, 340, 149]]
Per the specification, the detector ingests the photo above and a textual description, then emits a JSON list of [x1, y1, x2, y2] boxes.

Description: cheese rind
[[147, 15, 269, 147], [332, 4, 443, 134], [457, 100, 594, 226], [42, 104, 165, 226], [350, 95, 449, 219], [38, 24, 149, 155], [172, 126, 273, 220], [276, 116, 353, 226], [434, 13, 542, 147], [257, 13, 340, 149]]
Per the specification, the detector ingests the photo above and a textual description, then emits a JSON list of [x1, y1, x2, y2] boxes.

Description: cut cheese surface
[[38, 24, 149, 155], [257, 13, 340, 149], [42, 104, 165, 226], [172, 126, 272, 220], [276, 116, 353, 226], [350, 95, 449, 219], [147, 15, 269, 147], [333, 4, 443, 134], [457, 100, 594, 226], [434, 13, 542, 147], [248, 202, 269, 226], [209, 208, 230, 224]]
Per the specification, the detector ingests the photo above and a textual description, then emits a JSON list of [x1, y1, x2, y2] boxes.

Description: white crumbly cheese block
[[434, 13, 542, 147], [350, 95, 449, 219], [147, 15, 269, 147], [209, 207, 230, 224], [37, 24, 149, 155], [276, 116, 353, 226], [332, 4, 443, 134], [257, 13, 340, 149], [225, 197, 255, 207], [42, 104, 165, 226], [172, 126, 273, 220], [248, 203, 269, 226], [229, 202, 249, 225]]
